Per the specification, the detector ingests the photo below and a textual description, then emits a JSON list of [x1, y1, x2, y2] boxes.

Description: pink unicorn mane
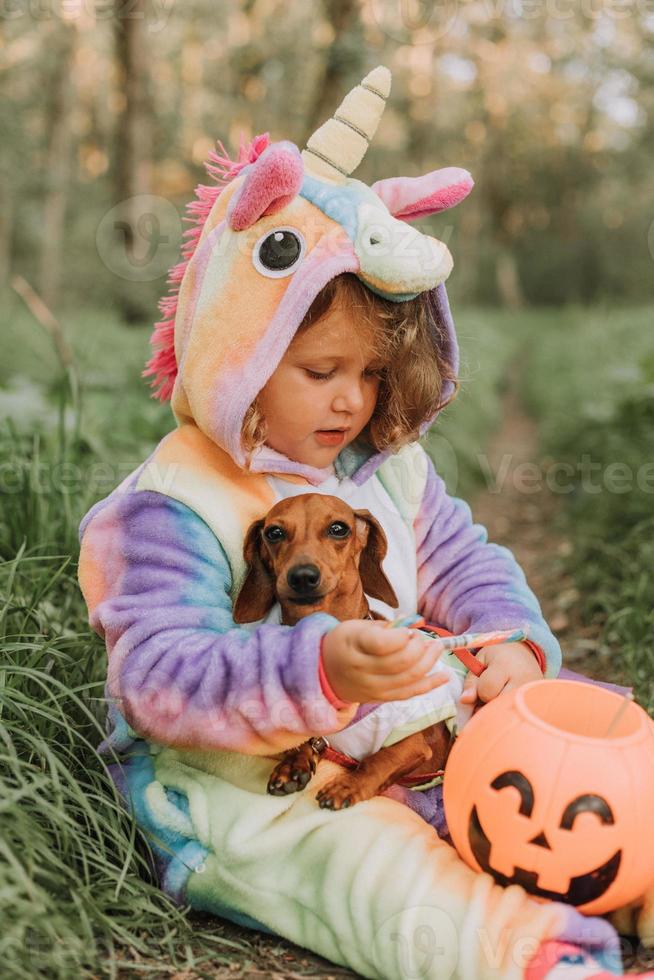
[[142, 132, 271, 401]]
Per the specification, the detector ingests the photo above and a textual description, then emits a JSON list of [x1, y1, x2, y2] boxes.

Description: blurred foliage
[[424, 306, 529, 495], [1, 0, 653, 321], [522, 305, 654, 447], [522, 306, 654, 710], [0, 288, 506, 501], [0, 291, 171, 463], [2, 7, 653, 967]]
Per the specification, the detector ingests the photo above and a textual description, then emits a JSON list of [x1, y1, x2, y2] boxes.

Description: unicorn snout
[[427, 237, 453, 283], [355, 204, 455, 295]]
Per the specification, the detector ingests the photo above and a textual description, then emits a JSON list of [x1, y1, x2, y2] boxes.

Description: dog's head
[[233, 493, 398, 625]]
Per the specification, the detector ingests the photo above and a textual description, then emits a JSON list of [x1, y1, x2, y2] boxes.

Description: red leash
[[322, 744, 445, 788]]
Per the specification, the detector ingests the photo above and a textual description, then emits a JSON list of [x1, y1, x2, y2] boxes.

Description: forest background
[[1, 1, 653, 977]]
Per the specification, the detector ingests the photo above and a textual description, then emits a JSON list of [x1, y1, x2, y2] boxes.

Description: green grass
[[520, 304, 654, 711], [0, 410, 259, 976], [0, 291, 171, 465]]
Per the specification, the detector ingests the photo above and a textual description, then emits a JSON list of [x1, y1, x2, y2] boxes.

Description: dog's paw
[[316, 774, 369, 810], [267, 754, 316, 796]]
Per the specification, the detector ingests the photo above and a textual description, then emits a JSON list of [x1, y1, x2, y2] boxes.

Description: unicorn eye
[[253, 227, 305, 278]]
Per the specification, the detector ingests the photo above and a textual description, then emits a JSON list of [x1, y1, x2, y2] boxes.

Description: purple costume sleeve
[[79, 490, 346, 753], [413, 456, 562, 677]]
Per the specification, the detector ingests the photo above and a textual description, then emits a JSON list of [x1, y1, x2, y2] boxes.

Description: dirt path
[[469, 383, 623, 686]]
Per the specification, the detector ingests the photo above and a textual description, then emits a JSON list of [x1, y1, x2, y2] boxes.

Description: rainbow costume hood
[[144, 66, 473, 485]]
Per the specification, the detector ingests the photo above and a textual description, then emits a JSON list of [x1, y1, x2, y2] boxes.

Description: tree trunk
[[113, 0, 153, 323], [0, 185, 12, 288], [496, 248, 525, 310], [304, 0, 359, 136], [38, 22, 76, 311]]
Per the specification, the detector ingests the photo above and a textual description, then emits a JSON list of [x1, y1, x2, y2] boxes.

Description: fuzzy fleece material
[[78, 441, 625, 978], [76, 68, 646, 979]]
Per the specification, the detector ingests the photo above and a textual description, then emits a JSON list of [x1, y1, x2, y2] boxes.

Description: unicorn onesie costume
[[78, 68, 631, 979]]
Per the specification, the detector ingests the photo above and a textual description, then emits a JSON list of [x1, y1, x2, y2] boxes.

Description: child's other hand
[[321, 621, 449, 704], [459, 642, 542, 707]]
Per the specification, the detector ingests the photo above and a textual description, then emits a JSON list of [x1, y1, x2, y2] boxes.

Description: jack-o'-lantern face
[[469, 770, 621, 905], [443, 680, 654, 916]]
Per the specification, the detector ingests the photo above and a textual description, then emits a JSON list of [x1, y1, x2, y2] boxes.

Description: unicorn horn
[[302, 66, 391, 184]]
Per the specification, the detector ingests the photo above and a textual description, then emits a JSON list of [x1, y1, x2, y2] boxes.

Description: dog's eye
[[263, 525, 285, 542], [327, 522, 350, 538]]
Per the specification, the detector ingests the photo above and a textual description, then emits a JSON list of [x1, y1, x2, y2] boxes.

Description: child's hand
[[321, 621, 449, 704], [459, 642, 542, 707]]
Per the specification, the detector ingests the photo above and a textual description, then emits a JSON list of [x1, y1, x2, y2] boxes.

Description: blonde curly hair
[[241, 273, 458, 461]]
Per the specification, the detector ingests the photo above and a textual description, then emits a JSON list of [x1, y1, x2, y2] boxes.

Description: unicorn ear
[[372, 167, 474, 223], [227, 141, 304, 232]]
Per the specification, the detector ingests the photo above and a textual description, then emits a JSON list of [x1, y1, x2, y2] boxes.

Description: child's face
[[257, 302, 385, 468]]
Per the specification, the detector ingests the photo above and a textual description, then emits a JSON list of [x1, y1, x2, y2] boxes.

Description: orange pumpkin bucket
[[443, 678, 654, 914]]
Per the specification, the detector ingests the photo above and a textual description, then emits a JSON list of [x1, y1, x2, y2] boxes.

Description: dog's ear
[[233, 519, 276, 623], [353, 509, 398, 608]]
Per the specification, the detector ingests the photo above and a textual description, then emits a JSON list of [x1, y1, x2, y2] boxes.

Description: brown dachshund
[[233, 493, 453, 809]]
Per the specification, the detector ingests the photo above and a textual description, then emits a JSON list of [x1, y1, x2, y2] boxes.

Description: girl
[[78, 68, 652, 979]]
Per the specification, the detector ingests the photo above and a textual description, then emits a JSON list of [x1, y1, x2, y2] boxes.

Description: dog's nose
[[287, 564, 321, 594]]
